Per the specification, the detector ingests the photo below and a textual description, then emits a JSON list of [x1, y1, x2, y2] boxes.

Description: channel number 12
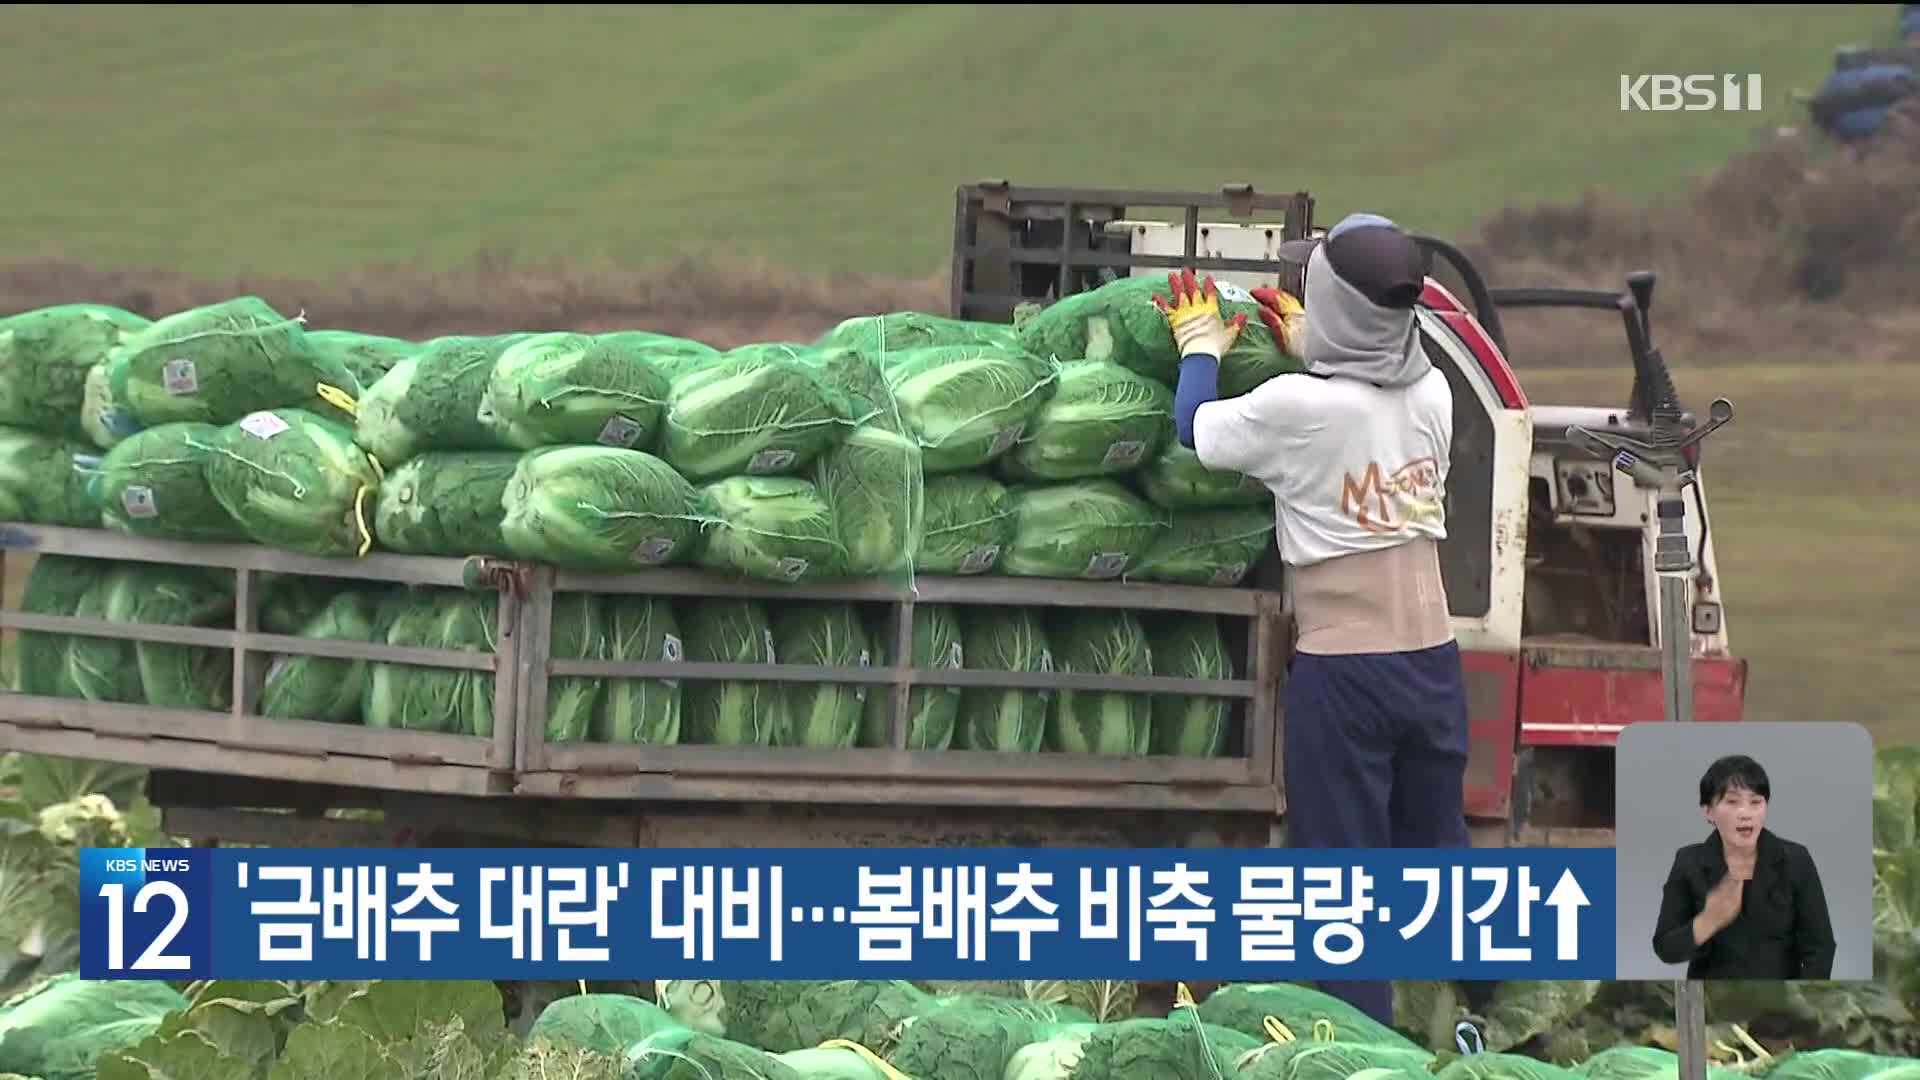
[[98, 882, 192, 971]]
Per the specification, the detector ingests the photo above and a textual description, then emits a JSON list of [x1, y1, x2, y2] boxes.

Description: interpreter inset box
[[1613, 720, 1873, 981]]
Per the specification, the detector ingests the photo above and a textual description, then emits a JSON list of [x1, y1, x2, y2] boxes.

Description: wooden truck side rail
[[0, 523, 523, 798]]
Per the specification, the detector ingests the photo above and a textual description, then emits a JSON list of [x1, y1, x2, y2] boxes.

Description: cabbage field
[[0, 280, 1290, 751]]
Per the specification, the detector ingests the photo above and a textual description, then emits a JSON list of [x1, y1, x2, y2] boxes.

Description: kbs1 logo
[[1619, 74, 1764, 112]]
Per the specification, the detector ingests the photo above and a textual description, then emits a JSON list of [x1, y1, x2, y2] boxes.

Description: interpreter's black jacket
[[1651, 827, 1836, 979]]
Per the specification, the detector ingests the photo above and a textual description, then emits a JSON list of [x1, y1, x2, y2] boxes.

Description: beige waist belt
[[1289, 539, 1455, 655]]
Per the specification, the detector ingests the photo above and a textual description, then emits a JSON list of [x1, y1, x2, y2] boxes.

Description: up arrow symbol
[[1545, 870, 1591, 961]]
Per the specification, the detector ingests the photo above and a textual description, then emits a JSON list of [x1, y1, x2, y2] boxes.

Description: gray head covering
[[1277, 212, 1434, 388]]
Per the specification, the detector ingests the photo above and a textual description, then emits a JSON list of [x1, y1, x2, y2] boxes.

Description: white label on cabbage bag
[[1216, 281, 1256, 304], [1212, 561, 1249, 586], [120, 485, 158, 519], [988, 424, 1024, 456], [162, 358, 199, 396], [1084, 552, 1128, 579], [748, 449, 797, 474], [598, 415, 643, 448], [957, 544, 999, 575], [1102, 440, 1146, 467], [775, 557, 808, 581], [660, 633, 683, 689], [631, 537, 675, 565], [240, 411, 290, 440], [856, 648, 871, 702]]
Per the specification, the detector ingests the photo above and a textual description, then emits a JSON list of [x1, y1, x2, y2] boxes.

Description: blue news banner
[[79, 847, 1616, 981]]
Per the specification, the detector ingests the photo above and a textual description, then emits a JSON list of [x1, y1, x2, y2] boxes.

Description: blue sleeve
[[1173, 353, 1220, 450]]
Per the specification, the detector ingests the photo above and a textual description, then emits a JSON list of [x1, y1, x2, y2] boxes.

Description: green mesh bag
[[1125, 506, 1275, 587], [1438, 1052, 1588, 1080], [499, 446, 702, 571], [1137, 422, 1269, 510], [678, 600, 785, 747], [996, 360, 1171, 483], [306, 329, 420, 390], [859, 603, 962, 751], [11, 556, 103, 698], [1236, 1038, 1436, 1080], [1068, 1015, 1263, 1079], [391, 333, 535, 452], [362, 588, 499, 737], [954, 606, 1052, 753], [0, 426, 101, 527], [1196, 982, 1424, 1049], [658, 980, 933, 1055], [528, 993, 684, 1056], [479, 331, 684, 451], [772, 604, 868, 749], [660, 344, 856, 482], [1574, 1047, 1751, 1080], [91, 422, 247, 541], [1016, 275, 1304, 391], [1146, 614, 1233, 757], [373, 450, 521, 557], [197, 408, 383, 558], [107, 296, 361, 428], [0, 973, 186, 1080], [1001, 479, 1172, 581], [886, 998, 1091, 1080], [0, 304, 150, 440], [546, 592, 607, 743], [626, 1028, 802, 1080], [597, 597, 683, 745], [817, 312, 1020, 359], [883, 344, 1059, 474], [1045, 609, 1152, 756], [916, 474, 1015, 576], [259, 588, 380, 724], [693, 476, 849, 585]]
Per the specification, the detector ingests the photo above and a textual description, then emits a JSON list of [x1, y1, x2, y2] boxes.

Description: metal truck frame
[[0, 181, 1747, 852]]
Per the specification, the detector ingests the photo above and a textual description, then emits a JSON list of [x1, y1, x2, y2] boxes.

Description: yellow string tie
[[817, 1040, 913, 1080], [315, 382, 359, 417], [1263, 1016, 1296, 1043], [353, 486, 373, 557]]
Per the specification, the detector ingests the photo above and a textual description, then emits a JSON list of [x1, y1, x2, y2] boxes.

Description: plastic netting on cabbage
[[1045, 609, 1153, 756], [366, 333, 534, 456], [1001, 479, 1173, 581], [373, 449, 522, 558], [954, 606, 1053, 753], [918, 473, 1016, 576], [0, 304, 150, 441], [772, 602, 869, 748], [597, 597, 684, 745], [661, 343, 857, 483], [90, 421, 248, 541], [195, 407, 384, 558], [305, 329, 420, 391], [656, 979, 934, 1054], [106, 296, 363, 429], [807, 343, 923, 587], [477, 331, 691, 451], [499, 445, 703, 571], [1125, 506, 1276, 587], [259, 586, 381, 724], [678, 599, 783, 747], [884, 343, 1060, 474], [0, 426, 102, 528], [860, 603, 962, 751], [995, 360, 1172, 483], [362, 587, 500, 737]]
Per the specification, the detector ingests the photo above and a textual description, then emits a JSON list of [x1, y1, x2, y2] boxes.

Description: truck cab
[[949, 181, 1748, 843]]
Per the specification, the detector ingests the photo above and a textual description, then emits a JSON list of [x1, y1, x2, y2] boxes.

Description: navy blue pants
[[1283, 640, 1472, 1028]]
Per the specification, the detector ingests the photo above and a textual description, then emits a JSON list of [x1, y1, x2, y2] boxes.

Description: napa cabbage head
[[998, 360, 1171, 482], [813, 424, 923, 581], [196, 408, 383, 558], [772, 602, 868, 749], [1127, 507, 1275, 587], [500, 446, 701, 571], [660, 344, 855, 481], [884, 344, 1059, 473], [679, 600, 785, 747], [479, 331, 678, 451], [1046, 610, 1153, 756], [918, 474, 1016, 576], [860, 603, 962, 751], [954, 607, 1052, 753], [1002, 480, 1172, 581], [694, 476, 847, 584], [1145, 615, 1232, 758]]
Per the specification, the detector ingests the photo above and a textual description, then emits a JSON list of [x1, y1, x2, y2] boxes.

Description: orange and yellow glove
[[1250, 285, 1306, 356], [1154, 269, 1247, 360]]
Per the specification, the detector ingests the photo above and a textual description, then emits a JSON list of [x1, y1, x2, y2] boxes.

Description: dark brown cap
[[1276, 212, 1425, 309]]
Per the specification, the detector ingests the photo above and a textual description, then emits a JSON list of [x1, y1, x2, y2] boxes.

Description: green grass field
[[0, 3, 1913, 748], [0, 4, 1889, 277]]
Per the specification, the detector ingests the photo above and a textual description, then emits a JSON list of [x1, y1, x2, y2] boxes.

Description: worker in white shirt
[[1156, 212, 1469, 1027]]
